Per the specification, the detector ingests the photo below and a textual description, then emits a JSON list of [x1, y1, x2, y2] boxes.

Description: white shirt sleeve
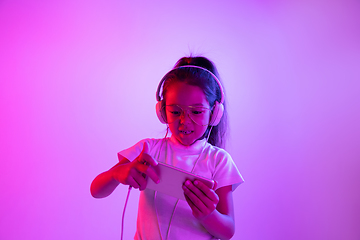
[[212, 149, 244, 191], [118, 139, 149, 162]]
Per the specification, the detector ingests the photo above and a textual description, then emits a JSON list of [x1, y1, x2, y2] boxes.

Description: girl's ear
[[209, 101, 224, 126], [156, 101, 167, 124]]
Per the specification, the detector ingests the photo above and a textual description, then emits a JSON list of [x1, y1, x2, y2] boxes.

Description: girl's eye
[[192, 110, 203, 115], [170, 111, 181, 115]]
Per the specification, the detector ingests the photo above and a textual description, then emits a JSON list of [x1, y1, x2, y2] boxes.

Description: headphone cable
[[121, 186, 132, 240]]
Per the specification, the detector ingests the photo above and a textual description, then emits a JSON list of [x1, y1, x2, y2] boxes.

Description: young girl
[[91, 56, 244, 240]]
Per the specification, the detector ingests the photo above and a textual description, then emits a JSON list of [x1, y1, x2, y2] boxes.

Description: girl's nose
[[179, 110, 191, 123]]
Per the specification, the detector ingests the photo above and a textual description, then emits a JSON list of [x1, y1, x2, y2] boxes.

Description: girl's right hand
[[110, 142, 160, 191]]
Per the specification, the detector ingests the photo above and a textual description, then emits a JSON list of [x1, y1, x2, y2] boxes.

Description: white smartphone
[[146, 162, 215, 201]]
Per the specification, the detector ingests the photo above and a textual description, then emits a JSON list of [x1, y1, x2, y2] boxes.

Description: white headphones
[[155, 65, 225, 126]]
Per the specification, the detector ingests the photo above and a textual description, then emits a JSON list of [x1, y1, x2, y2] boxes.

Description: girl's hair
[[161, 56, 228, 148]]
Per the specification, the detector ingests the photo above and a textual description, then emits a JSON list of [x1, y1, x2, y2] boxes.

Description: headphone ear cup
[[156, 101, 167, 124], [209, 101, 224, 126]]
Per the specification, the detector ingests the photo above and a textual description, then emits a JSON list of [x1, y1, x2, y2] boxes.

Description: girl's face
[[164, 81, 211, 146]]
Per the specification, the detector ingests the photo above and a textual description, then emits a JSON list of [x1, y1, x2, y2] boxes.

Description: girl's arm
[[90, 143, 159, 198], [90, 157, 129, 198], [183, 181, 235, 240]]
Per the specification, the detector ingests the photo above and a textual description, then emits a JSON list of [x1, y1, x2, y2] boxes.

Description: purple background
[[1, 0, 359, 239]]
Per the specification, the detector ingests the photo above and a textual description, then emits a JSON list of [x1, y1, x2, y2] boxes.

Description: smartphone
[[146, 161, 215, 200]]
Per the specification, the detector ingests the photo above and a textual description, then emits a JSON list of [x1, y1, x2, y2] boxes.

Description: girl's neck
[[169, 135, 207, 151]]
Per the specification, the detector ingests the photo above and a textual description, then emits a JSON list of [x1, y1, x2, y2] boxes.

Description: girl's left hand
[[182, 180, 219, 220]]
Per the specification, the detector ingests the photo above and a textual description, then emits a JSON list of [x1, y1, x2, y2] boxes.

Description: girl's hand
[[182, 180, 219, 220], [111, 142, 159, 191]]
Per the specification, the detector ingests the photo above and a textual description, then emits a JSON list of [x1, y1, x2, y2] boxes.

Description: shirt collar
[[169, 135, 207, 153]]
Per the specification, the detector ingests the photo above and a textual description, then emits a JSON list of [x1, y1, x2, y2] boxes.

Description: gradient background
[[1, 0, 359, 239]]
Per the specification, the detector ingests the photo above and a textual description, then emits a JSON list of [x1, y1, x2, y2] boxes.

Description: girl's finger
[[126, 176, 140, 189], [184, 194, 202, 217], [183, 182, 208, 210], [183, 185, 216, 220], [141, 153, 158, 166], [132, 171, 147, 190], [194, 180, 219, 203], [184, 180, 218, 211], [135, 162, 160, 184], [138, 142, 158, 166], [185, 180, 209, 200]]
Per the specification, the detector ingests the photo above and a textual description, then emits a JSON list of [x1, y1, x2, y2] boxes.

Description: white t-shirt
[[119, 136, 244, 240]]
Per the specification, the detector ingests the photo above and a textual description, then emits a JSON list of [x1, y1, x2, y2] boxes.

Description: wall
[[0, 0, 359, 239]]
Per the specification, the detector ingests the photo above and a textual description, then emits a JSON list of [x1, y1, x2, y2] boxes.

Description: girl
[[91, 56, 244, 240]]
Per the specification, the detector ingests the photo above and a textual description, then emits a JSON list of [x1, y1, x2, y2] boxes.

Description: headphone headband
[[156, 65, 224, 104]]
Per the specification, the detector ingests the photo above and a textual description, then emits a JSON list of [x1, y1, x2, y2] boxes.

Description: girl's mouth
[[179, 130, 193, 135]]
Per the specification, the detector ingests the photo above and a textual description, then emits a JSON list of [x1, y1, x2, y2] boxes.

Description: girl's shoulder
[[135, 137, 169, 153], [205, 143, 233, 161], [202, 143, 233, 164], [118, 138, 167, 161], [120, 138, 166, 153]]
